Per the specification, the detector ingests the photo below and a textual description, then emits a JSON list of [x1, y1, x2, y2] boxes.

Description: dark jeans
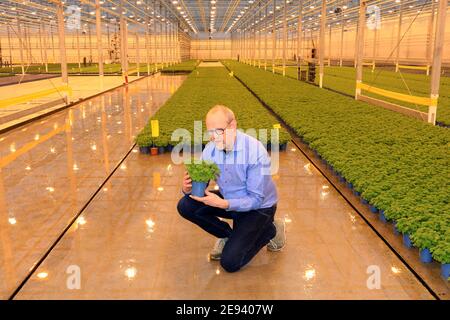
[[177, 191, 277, 273]]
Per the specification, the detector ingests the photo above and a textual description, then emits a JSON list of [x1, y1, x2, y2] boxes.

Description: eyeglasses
[[206, 120, 233, 137]]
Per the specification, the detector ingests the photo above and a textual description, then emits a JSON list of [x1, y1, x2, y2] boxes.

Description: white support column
[[429, 0, 447, 125], [38, 24, 44, 69], [253, 16, 256, 66], [16, 16, 25, 75], [264, 3, 268, 69], [243, 28, 246, 62], [328, 23, 332, 66], [372, 26, 377, 72], [24, 25, 30, 65], [258, 4, 262, 68], [395, 1, 403, 72], [272, 0, 276, 73], [158, 3, 162, 69], [51, 23, 56, 63], [76, 29, 81, 72], [355, 0, 366, 100], [153, 0, 157, 71], [169, 22, 173, 65], [339, 18, 344, 67], [426, 0, 436, 76], [40, 23, 49, 72], [27, 26, 32, 65], [6, 25, 13, 71], [57, 0, 68, 85], [164, 6, 168, 67], [353, 20, 358, 68], [0, 27, 3, 68], [120, 0, 129, 82], [135, 33, 140, 77], [95, 0, 104, 77], [319, 0, 326, 88], [297, 0, 303, 69], [282, 0, 287, 76], [88, 24, 93, 64], [146, 0, 150, 74]]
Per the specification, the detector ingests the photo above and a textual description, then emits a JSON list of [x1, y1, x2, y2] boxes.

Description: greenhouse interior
[[0, 0, 449, 301]]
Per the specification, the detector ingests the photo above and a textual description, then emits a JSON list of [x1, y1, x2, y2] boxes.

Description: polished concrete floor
[[0, 73, 185, 299], [0, 73, 435, 300], [0, 75, 141, 126]]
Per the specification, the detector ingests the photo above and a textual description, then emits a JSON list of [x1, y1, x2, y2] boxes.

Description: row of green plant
[[224, 60, 450, 265], [261, 63, 450, 126], [0, 62, 183, 75], [0, 63, 125, 74], [135, 66, 290, 148], [160, 60, 200, 73]]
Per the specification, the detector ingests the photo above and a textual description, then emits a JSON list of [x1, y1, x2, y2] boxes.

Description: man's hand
[[182, 171, 192, 194], [190, 190, 229, 209]]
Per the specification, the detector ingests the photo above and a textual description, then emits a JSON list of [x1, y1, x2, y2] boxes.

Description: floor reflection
[[13, 143, 434, 300], [0, 74, 186, 299]]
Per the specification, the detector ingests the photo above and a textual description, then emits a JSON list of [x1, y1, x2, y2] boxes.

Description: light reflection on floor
[[0, 74, 186, 299], [13, 145, 434, 300]]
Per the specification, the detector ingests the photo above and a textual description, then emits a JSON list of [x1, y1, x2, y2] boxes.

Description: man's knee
[[220, 252, 242, 273], [177, 195, 196, 219]]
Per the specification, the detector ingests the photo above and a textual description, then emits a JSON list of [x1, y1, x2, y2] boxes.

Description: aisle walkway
[[13, 144, 433, 299]]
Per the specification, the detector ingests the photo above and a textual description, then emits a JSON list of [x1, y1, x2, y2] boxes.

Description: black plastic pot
[[139, 146, 150, 154]]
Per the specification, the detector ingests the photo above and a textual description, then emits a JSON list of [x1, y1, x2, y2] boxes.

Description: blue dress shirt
[[201, 130, 278, 212]]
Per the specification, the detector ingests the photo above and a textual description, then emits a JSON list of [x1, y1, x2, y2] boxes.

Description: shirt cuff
[[182, 188, 191, 196], [226, 198, 241, 211]]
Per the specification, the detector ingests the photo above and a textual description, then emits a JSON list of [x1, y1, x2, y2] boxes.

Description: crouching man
[[177, 105, 286, 273]]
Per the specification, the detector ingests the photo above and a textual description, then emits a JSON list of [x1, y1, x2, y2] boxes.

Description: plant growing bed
[[137, 66, 290, 150], [224, 60, 450, 277], [265, 64, 450, 126], [160, 60, 200, 74]]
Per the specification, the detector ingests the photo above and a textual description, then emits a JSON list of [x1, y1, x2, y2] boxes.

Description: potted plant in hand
[[135, 133, 152, 154], [185, 159, 220, 197]]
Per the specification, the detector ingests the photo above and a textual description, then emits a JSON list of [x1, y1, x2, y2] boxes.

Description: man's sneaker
[[209, 237, 228, 260], [267, 218, 286, 252]]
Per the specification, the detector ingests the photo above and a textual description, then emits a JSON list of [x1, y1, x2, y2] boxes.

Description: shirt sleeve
[[226, 152, 270, 212]]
